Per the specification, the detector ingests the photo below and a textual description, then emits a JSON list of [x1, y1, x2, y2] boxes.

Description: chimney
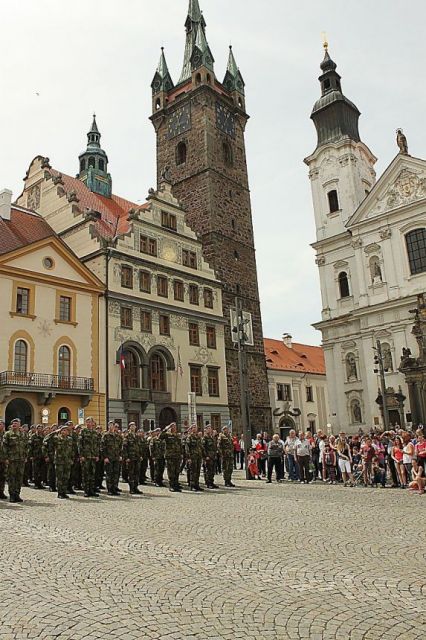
[[0, 189, 12, 221], [282, 333, 292, 348]]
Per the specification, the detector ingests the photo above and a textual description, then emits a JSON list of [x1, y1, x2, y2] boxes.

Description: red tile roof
[[264, 338, 326, 375], [48, 168, 148, 238], [0, 206, 55, 255]]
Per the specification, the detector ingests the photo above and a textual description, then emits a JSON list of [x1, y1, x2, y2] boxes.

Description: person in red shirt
[[255, 434, 268, 478], [361, 438, 375, 486], [232, 434, 241, 470]]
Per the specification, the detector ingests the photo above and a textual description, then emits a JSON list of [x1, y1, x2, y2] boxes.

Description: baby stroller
[[352, 463, 364, 487]]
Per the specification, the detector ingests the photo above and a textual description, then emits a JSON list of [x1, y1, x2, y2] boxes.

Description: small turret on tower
[[151, 48, 174, 112], [78, 115, 112, 198], [223, 46, 246, 111]]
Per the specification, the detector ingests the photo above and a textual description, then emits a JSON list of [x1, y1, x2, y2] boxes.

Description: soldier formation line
[[0, 417, 236, 503]]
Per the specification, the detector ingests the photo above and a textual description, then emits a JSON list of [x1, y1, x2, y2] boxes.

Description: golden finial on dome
[[321, 32, 329, 52]]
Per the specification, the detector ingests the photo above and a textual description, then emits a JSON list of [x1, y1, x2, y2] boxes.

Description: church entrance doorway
[[5, 398, 33, 427], [279, 417, 295, 442]]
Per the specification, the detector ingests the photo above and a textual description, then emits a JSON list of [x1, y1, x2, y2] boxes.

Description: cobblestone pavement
[[0, 473, 425, 640]]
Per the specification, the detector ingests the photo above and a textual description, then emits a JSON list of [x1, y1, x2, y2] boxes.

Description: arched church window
[[98, 159, 105, 172], [206, 73, 211, 84], [176, 142, 187, 166], [155, 98, 161, 110], [338, 271, 350, 298], [195, 73, 202, 85], [223, 141, 233, 167], [406, 228, 426, 275], [88, 157, 95, 169], [328, 189, 339, 213], [80, 159, 86, 172]]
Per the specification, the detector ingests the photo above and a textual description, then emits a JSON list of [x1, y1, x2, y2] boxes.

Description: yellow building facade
[[0, 193, 105, 426]]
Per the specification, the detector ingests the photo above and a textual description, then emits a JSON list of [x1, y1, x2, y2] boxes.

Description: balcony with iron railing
[[0, 371, 94, 393]]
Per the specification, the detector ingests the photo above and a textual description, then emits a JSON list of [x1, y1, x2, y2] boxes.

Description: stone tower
[[78, 115, 112, 198], [150, 0, 271, 431]]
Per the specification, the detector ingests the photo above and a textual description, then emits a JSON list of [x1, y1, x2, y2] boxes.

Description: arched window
[[328, 190, 339, 213], [58, 345, 71, 378], [155, 98, 161, 110], [88, 156, 95, 169], [176, 141, 187, 166], [381, 343, 393, 372], [80, 159, 86, 172], [338, 271, 350, 298], [223, 141, 233, 167], [406, 228, 426, 275], [98, 158, 105, 172], [206, 73, 211, 84], [58, 407, 70, 424], [14, 340, 27, 374], [150, 354, 166, 392], [122, 350, 140, 389], [195, 73, 202, 85]]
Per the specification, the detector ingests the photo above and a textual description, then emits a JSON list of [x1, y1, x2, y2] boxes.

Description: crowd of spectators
[[234, 427, 425, 494]]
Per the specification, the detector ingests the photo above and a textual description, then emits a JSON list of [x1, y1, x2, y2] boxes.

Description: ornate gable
[[347, 154, 426, 227]]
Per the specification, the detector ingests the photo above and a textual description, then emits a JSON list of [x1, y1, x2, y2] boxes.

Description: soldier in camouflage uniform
[[78, 417, 100, 497], [71, 425, 82, 490], [3, 418, 28, 502], [95, 425, 105, 491], [217, 426, 235, 487], [137, 429, 149, 485], [149, 428, 165, 487], [0, 420, 7, 499], [202, 424, 218, 489], [122, 422, 142, 495], [64, 422, 77, 494], [101, 421, 123, 496], [54, 425, 73, 499], [22, 425, 31, 486], [185, 424, 204, 492], [29, 424, 46, 489], [43, 425, 59, 492], [147, 431, 155, 482], [159, 423, 183, 492]]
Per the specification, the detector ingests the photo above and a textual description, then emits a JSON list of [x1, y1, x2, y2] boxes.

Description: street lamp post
[[233, 297, 252, 479], [374, 340, 390, 431]]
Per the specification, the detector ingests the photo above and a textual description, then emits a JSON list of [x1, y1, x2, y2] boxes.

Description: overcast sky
[[1, 0, 426, 344]]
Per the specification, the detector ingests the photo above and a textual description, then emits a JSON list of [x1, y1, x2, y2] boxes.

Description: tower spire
[[78, 115, 112, 198], [223, 45, 245, 97], [178, 0, 211, 84], [151, 47, 174, 95], [311, 46, 361, 148]]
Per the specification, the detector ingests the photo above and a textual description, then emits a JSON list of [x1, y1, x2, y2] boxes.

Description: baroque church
[[17, 0, 271, 431], [306, 44, 426, 432]]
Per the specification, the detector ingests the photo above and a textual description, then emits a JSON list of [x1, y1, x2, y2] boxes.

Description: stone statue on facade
[[396, 129, 409, 155], [346, 354, 358, 381]]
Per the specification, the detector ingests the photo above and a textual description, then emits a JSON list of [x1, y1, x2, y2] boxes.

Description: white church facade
[[305, 46, 426, 433]]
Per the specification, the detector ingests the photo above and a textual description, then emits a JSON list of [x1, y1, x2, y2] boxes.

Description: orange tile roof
[[48, 168, 149, 239], [0, 206, 55, 255], [264, 338, 326, 375]]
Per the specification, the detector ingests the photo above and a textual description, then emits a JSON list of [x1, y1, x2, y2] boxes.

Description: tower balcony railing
[[0, 371, 94, 392]]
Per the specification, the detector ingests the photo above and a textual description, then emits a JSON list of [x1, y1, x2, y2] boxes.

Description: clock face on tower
[[216, 102, 236, 138], [167, 104, 191, 139]]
